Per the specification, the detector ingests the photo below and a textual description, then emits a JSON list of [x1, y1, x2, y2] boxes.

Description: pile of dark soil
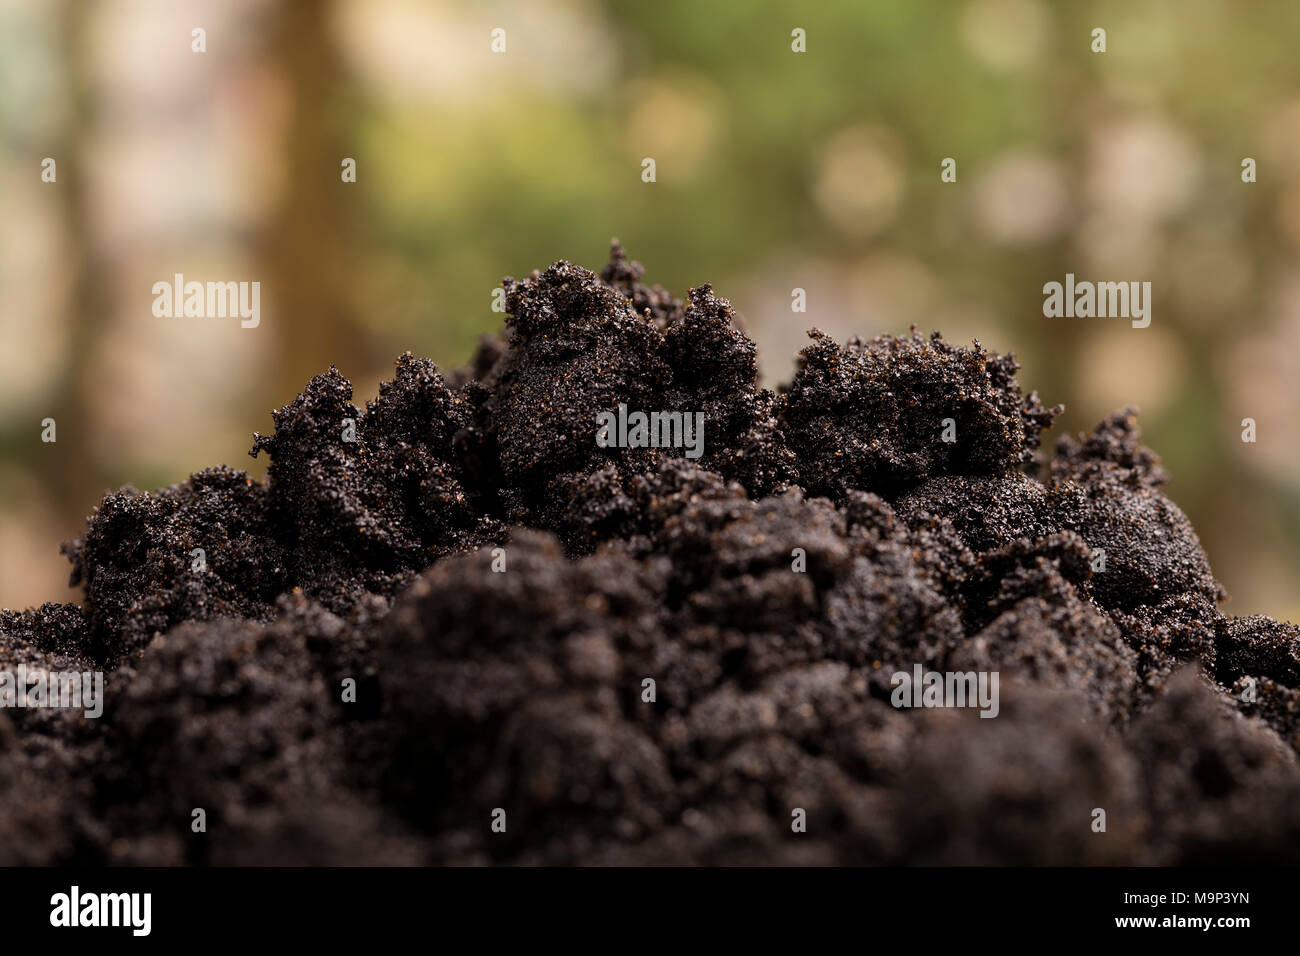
[[4, 243, 1299, 864]]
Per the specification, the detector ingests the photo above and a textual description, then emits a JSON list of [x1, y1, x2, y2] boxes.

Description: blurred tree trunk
[[48, 0, 106, 524], [259, 0, 365, 410]]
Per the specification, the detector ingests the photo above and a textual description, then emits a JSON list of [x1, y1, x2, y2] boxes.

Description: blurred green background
[[2, 0, 1297, 621]]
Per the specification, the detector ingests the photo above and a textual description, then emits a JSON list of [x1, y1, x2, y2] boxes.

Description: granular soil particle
[[3, 242, 1299, 865]]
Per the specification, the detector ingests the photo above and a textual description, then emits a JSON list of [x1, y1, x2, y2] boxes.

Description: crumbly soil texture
[[4, 242, 1300, 864]]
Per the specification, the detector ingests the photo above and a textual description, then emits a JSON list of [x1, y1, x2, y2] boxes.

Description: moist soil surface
[[4, 242, 1299, 864]]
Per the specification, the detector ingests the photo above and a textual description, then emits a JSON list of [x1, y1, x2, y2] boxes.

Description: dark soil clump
[[3, 243, 1298, 865]]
